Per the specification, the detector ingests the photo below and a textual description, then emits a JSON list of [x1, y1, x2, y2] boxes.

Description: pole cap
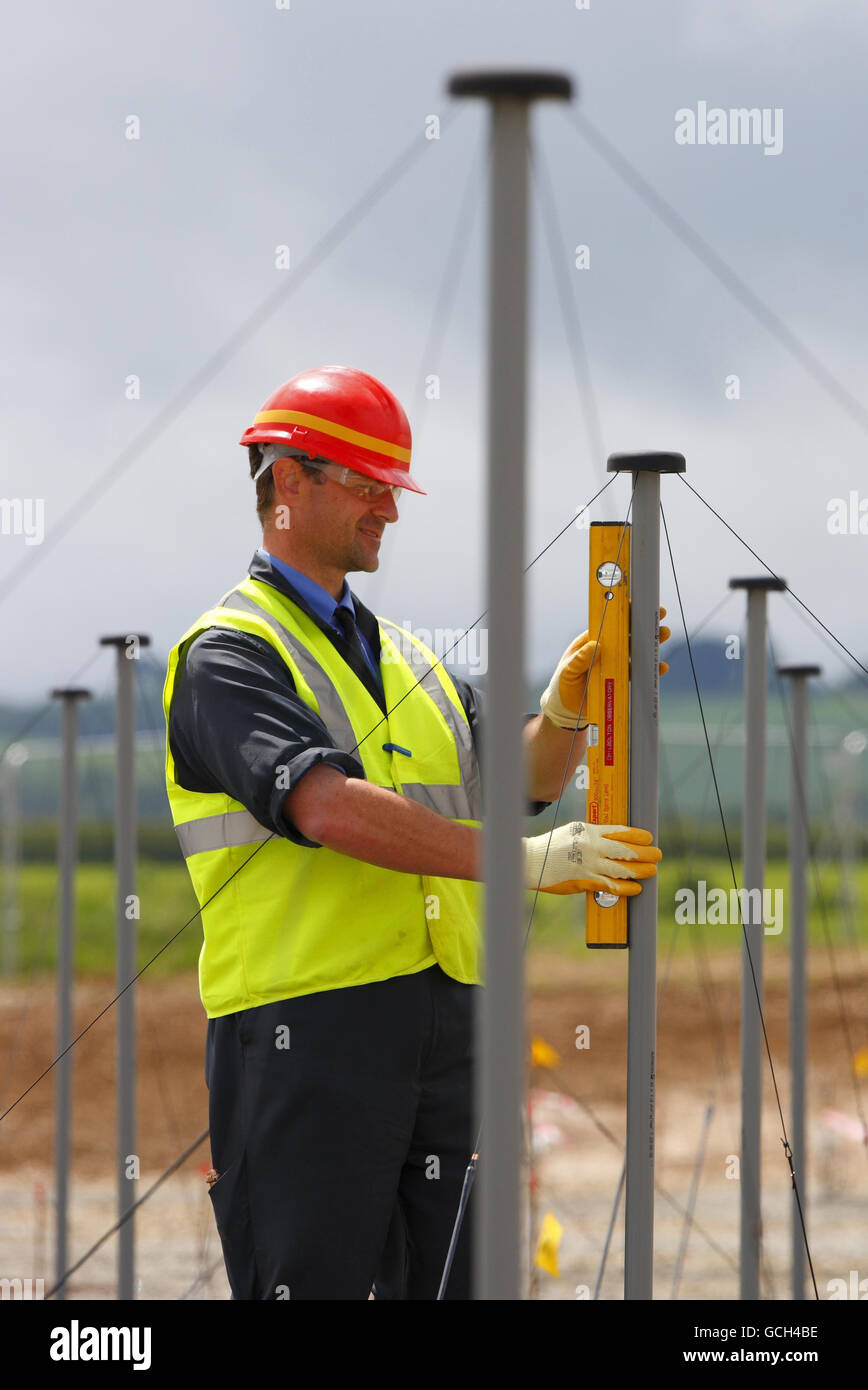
[[728, 576, 787, 592], [50, 688, 92, 700], [607, 451, 686, 474], [99, 634, 152, 648], [448, 69, 573, 102], [776, 664, 821, 678]]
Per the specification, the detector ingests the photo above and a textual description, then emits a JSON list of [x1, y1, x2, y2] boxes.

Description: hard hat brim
[[240, 425, 427, 495]]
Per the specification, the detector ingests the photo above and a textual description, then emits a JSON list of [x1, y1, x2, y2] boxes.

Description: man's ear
[[272, 456, 304, 501]]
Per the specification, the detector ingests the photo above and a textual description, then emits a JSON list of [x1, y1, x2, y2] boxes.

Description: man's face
[[273, 457, 399, 574]]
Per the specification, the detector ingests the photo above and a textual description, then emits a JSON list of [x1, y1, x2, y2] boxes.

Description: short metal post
[[100, 634, 150, 1301], [1, 743, 28, 977], [728, 576, 786, 1300], [51, 687, 91, 1300], [608, 450, 685, 1299], [777, 663, 820, 1300]]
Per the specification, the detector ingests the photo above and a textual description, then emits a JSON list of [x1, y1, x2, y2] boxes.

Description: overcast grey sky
[[3, 0, 867, 701]]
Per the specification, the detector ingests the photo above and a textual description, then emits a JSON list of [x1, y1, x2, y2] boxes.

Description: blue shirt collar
[[257, 548, 354, 630]]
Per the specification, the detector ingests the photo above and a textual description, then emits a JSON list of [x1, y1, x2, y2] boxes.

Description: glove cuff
[[539, 697, 590, 732], [522, 835, 542, 889]]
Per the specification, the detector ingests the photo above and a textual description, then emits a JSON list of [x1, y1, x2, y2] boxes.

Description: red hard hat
[[239, 364, 425, 495]]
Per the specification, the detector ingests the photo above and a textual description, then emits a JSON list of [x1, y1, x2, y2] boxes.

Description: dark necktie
[[333, 604, 370, 673]]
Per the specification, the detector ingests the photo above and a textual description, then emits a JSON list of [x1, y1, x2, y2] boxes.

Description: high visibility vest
[[162, 573, 484, 1018]]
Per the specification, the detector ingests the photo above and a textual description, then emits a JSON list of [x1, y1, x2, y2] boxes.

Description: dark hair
[[248, 445, 324, 525]]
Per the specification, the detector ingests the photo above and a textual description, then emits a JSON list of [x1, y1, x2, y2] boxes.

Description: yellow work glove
[[539, 607, 671, 730], [523, 822, 662, 897]]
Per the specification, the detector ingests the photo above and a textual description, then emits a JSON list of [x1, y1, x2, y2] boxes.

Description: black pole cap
[[775, 664, 822, 678], [607, 451, 686, 474], [448, 69, 573, 102], [50, 688, 92, 700], [728, 576, 787, 592], [99, 634, 152, 648]]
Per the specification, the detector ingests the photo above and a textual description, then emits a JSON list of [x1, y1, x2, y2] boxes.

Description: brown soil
[[0, 951, 865, 1300], [0, 951, 865, 1174]]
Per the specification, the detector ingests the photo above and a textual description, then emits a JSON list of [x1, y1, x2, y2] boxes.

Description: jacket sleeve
[[167, 628, 366, 848], [451, 678, 553, 816]]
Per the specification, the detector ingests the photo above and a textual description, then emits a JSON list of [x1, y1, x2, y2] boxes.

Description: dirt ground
[[1, 948, 866, 1300]]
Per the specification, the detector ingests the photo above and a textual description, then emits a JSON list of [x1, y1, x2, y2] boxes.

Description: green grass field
[[4, 857, 866, 979]]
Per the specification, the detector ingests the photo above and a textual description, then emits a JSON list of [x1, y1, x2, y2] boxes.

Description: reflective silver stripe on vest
[[400, 782, 478, 820], [220, 589, 360, 756], [199, 595, 482, 825], [175, 809, 273, 858], [176, 785, 474, 858], [378, 620, 483, 822]]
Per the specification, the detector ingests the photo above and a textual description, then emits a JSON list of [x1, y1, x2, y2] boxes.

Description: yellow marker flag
[[853, 1046, 868, 1079], [534, 1211, 563, 1278], [531, 1036, 560, 1069]]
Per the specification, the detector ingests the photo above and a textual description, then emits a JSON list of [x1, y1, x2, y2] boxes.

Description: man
[[162, 364, 663, 1300]]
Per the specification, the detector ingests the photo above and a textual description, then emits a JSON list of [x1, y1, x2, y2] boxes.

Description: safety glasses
[[304, 458, 403, 503]]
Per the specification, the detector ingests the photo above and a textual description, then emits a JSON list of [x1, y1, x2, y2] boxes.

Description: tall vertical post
[[837, 732, 864, 915], [608, 451, 685, 1299], [100, 634, 150, 1301], [777, 663, 820, 1300], [1, 743, 28, 977], [448, 68, 572, 1300], [728, 576, 785, 1300], [51, 687, 91, 1301]]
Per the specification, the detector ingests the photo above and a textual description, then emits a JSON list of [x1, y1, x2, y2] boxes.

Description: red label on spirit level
[[604, 679, 615, 765]]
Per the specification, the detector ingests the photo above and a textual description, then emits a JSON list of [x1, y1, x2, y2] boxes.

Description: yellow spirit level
[[585, 521, 631, 947]]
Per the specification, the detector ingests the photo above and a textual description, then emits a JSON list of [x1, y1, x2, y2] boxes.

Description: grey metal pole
[[777, 663, 820, 1300], [609, 450, 685, 1300], [51, 687, 91, 1301], [100, 634, 150, 1301], [448, 68, 572, 1300], [1, 743, 28, 977], [728, 576, 785, 1300], [837, 734, 863, 915]]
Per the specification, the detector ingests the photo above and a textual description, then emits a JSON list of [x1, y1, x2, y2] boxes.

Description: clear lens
[[347, 474, 401, 501], [314, 460, 401, 501]]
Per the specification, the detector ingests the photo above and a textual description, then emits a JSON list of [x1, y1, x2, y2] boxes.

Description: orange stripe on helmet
[[253, 409, 411, 464]]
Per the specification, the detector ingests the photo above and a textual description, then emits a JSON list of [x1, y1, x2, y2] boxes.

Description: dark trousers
[[205, 963, 477, 1299]]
